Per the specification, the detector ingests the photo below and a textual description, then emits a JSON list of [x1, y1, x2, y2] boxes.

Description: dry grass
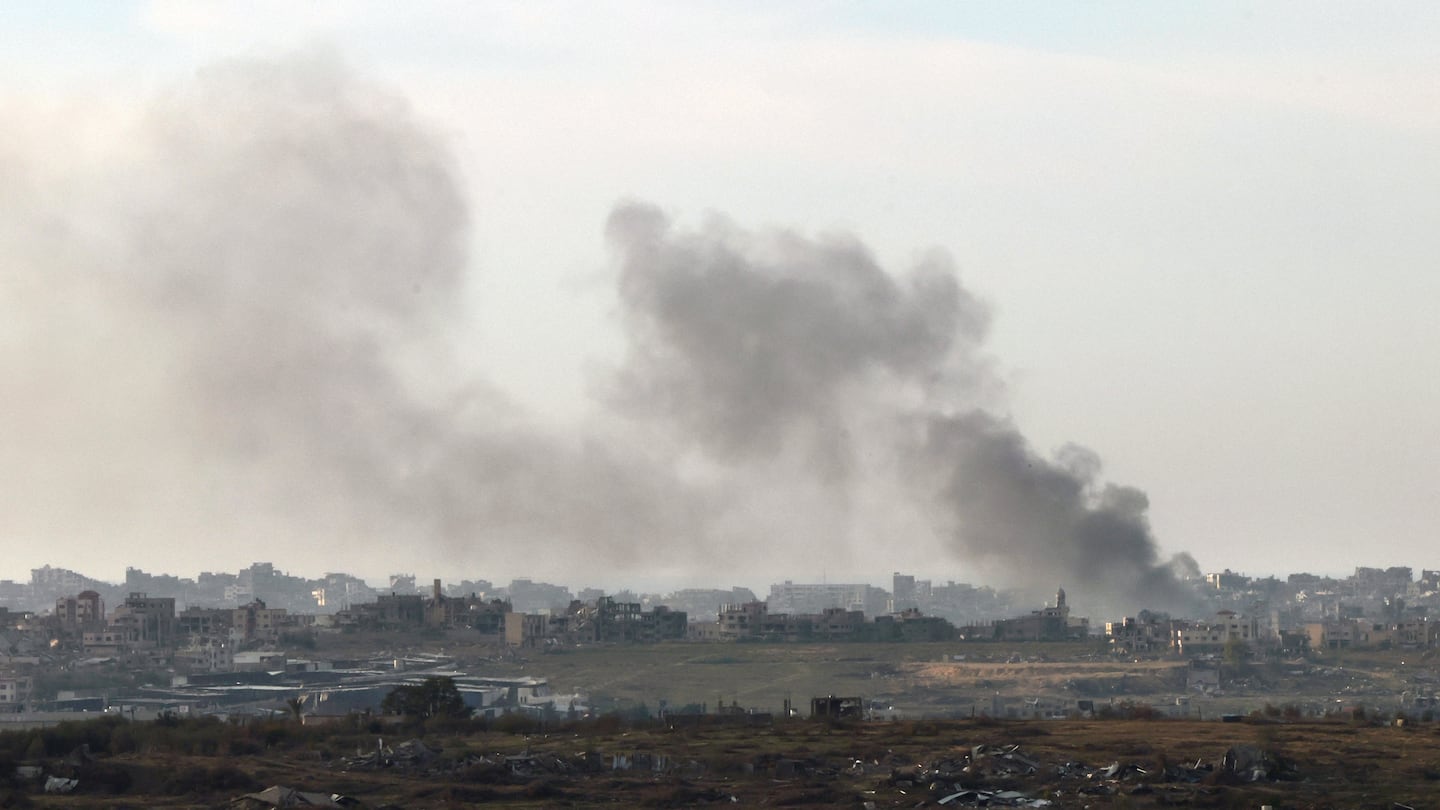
[[17, 716, 1440, 808]]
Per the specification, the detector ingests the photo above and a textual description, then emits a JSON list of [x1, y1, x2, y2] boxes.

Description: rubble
[[856, 737, 1298, 806], [230, 785, 362, 808], [43, 776, 78, 794], [324, 726, 1303, 806], [340, 738, 439, 771]]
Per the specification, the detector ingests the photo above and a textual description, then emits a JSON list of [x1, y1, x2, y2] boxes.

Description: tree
[[381, 677, 471, 720]]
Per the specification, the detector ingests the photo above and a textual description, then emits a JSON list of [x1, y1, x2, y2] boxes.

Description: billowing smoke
[[0, 53, 705, 578], [607, 202, 991, 477], [920, 413, 1201, 615], [3, 52, 1200, 614], [606, 203, 1200, 616]]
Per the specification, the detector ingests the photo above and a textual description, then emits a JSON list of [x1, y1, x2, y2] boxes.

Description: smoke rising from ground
[[2, 53, 1199, 614], [606, 204, 1199, 616], [920, 413, 1201, 615]]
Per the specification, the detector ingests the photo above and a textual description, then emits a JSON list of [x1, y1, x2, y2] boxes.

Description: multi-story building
[[1352, 566, 1413, 598], [1305, 619, 1382, 650], [178, 606, 233, 642], [82, 627, 135, 655], [718, 601, 769, 640], [504, 612, 550, 648], [1105, 613, 1175, 654], [1172, 610, 1260, 655], [233, 599, 288, 644], [108, 593, 176, 648], [892, 573, 917, 612], [55, 590, 106, 633]]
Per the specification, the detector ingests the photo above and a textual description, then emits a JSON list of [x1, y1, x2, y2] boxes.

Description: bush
[[161, 764, 257, 795], [522, 779, 564, 799], [493, 712, 538, 735], [77, 763, 132, 795], [456, 761, 510, 784]]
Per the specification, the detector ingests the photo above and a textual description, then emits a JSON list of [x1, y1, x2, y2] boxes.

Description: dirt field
[[13, 715, 1440, 808], [390, 638, 1429, 722]]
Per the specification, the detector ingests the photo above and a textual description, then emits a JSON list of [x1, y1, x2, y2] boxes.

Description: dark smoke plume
[[606, 203, 1200, 616], [920, 412, 1200, 615]]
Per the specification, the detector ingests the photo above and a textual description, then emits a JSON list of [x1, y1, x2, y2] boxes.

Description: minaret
[[1056, 587, 1067, 617]]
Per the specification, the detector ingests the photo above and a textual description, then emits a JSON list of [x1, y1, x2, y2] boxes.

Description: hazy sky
[[3, 2, 1438, 595]]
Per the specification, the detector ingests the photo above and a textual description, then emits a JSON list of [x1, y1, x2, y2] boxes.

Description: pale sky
[[2, 2, 1438, 592]]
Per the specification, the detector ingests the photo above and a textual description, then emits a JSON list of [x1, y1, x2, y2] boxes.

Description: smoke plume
[[606, 203, 1200, 616], [2, 52, 1200, 614], [607, 202, 991, 476], [0, 53, 704, 578], [919, 413, 1200, 615]]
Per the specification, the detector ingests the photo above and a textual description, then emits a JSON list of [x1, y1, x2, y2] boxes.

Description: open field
[[315, 633, 1436, 721]]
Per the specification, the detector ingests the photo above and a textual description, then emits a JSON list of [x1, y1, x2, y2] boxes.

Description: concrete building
[[233, 599, 287, 644], [892, 573, 917, 612], [55, 590, 105, 633], [1305, 619, 1381, 650], [1172, 610, 1260, 655], [108, 593, 176, 648], [504, 612, 549, 648], [718, 601, 769, 640], [177, 606, 233, 642], [1105, 614, 1175, 654], [174, 640, 234, 673]]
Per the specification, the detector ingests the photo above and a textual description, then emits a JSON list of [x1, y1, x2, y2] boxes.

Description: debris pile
[[324, 732, 1296, 801], [862, 740, 1293, 806], [880, 745, 1050, 807], [229, 784, 361, 808]]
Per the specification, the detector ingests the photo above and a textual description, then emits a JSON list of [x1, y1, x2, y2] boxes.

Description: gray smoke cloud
[[0, 52, 705, 578], [606, 202, 1201, 616], [607, 202, 992, 476], [3, 51, 1201, 614], [920, 413, 1201, 615]]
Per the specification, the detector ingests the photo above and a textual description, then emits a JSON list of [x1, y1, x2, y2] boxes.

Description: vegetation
[[380, 676, 471, 720]]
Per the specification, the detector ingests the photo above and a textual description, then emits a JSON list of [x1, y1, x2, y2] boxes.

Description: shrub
[[493, 712, 538, 735], [161, 764, 257, 795]]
